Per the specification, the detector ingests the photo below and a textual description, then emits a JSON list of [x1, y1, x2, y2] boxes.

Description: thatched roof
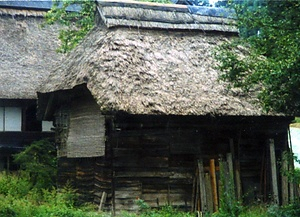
[[38, 27, 269, 116], [37, 0, 274, 117], [0, 14, 63, 99], [0, 0, 79, 17], [97, 0, 237, 32]]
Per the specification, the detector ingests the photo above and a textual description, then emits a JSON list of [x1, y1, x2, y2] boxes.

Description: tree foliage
[[215, 0, 300, 114], [45, 0, 171, 53], [14, 139, 57, 190], [45, 0, 96, 53]]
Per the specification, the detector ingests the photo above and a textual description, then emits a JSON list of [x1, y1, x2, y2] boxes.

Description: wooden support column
[[227, 153, 234, 179], [209, 159, 218, 212], [269, 139, 279, 204]]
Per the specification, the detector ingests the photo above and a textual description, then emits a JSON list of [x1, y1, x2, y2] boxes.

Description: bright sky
[[290, 127, 300, 168]]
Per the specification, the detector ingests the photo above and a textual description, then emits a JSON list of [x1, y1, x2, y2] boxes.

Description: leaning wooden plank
[[269, 139, 279, 204], [98, 191, 107, 211], [209, 159, 218, 212]]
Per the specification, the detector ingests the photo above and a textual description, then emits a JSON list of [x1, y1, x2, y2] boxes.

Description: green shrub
[[0, 172, 31, 198], [267, 202, 300, 217], [213, 161, 242, 217], [14, 139, 57, 190], [133, 199, 193, 217], [239, 205, 268, 217]]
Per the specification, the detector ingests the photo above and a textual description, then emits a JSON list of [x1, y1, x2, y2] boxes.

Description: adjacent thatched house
[[37, 0, 296, 214], [0, 1, 63, 170]]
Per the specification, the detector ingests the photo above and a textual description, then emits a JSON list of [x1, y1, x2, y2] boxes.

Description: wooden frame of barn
[[37, 0, 297, 214]]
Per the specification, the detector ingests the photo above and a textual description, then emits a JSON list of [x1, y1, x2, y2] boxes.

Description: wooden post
[[227, 153, 234, 179], [195, 168, 200, 212], [287, 128, 295, 201], [269, 139, 279, 204], [191, 174, 196, 212], [289, 155, 295, 201], [209, 159, 218, 211], [235, 160, 242, 201], [198, 160, 207, 212], [98, 191, 107, 211], [281, 152, 289, 205], [230, 138, 242, 201]]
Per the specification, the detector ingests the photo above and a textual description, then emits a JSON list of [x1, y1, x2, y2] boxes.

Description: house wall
[[54, 97, 294, 213], [108, 114, 292, 213]]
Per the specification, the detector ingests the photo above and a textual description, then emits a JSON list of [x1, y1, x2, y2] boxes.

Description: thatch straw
[[38, 26, 268, 116], [97, 0, 237, 32], [0, 8, 47, 17], [0, 15, 63, 99]]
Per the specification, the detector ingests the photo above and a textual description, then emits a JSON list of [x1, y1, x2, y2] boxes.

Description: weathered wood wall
[[108, 114, 292, 213], [56, 110, 293, 213]]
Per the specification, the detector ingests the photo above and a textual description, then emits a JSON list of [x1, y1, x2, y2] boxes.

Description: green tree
[[45, 0, 171, 53], [215, 0, 300, 114], [14, 139, 57, 190], [45, 0, 96, 53]]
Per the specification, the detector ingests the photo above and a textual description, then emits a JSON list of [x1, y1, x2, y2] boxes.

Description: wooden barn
[[37, 0, 296, 214], [0, 1, 64, 171]]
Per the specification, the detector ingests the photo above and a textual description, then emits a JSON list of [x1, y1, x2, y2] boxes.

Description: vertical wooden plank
[[230, 138, 242, 201], [287, 128, 295, 202], [198, 160, 207, 212], [195, 170, 200, 212], [209, 159, 218, 212], [227, 153, 234, 180], [281, 152, 289, 205], [205, 173, 213, 213], [269, 139, 279, 204], [191, 175, 196, 212], [289, 155, 295, 202], [235, 160, 242, 201]]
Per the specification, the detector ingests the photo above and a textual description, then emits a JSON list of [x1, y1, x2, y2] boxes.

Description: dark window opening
[[25, 105, 41, 132]]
